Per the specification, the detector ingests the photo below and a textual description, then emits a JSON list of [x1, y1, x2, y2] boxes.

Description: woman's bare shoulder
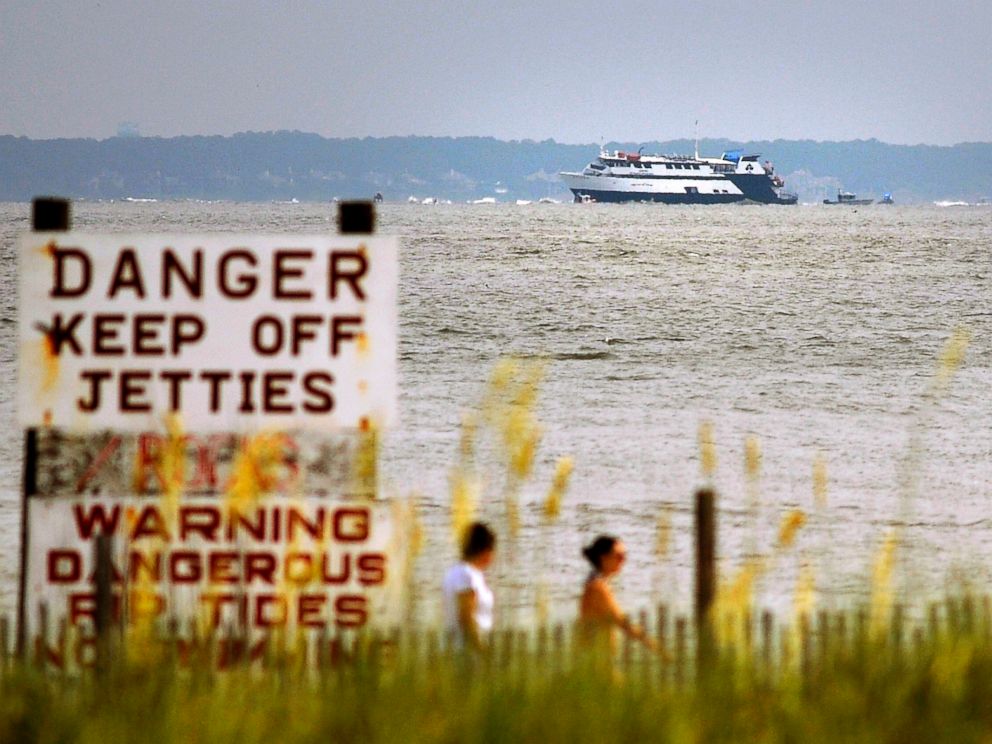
[[583, 577, 612, 599]]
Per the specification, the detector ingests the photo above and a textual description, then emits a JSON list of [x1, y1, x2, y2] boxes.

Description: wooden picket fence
[[3, 595, 990, 685]]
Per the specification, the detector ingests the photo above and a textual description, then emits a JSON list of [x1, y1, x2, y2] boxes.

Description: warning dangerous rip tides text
[[19, 236, 398, 431], [32, 498, 392, 632]]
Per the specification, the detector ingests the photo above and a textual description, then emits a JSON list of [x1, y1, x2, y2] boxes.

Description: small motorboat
[[823, 190, 873, 205]]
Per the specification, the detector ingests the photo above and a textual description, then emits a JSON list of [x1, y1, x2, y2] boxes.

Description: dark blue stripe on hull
[[570, 189, 742, 205]]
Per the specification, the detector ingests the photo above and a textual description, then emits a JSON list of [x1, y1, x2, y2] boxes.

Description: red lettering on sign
[[245, 552, 277, 584], [298, 594, 327, 628], [179, 506, 220, 541], [287, 506, 324, 542], [68, 592, 97, 625], [200, 592, 237, 628], [284, 552, 315, 585], [320, 553, 350, 584], [169, 551, 202, 583], [333, 508, 370, 542], [47, 549, 82, 583], [133, 505, 171, 541], [334, 595, 367, 628], [128, 550, 162, 582], [358, 553, 387, 586], [75, 435, 123, 493], [73, 503, 121, 538], [208, 552, 239, 584], [254, 594, 288, 627]]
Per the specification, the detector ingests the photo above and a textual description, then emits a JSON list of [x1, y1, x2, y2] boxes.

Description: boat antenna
[[694, 119, 699, 160]]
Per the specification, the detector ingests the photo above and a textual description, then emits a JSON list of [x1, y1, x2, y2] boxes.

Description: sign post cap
[[338, 201, 376, 234], [32, 197, 71, 232]]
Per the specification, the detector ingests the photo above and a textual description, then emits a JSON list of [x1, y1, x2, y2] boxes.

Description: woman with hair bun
[[578, 535, 656, 655]]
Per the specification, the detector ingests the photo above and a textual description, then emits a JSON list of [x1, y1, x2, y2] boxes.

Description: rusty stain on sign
[[32, 428, 363, 498]]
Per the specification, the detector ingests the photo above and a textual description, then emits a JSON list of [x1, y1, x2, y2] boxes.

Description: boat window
[[666, 164, 673, 169], [685, 187, 699, 194]]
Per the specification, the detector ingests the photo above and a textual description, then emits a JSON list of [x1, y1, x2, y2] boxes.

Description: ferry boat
[[559, 147, 798, 205], [823, 190, 873, 206]]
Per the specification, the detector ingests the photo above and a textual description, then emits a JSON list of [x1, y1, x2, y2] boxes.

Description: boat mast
[[694, 120, 699, 160]]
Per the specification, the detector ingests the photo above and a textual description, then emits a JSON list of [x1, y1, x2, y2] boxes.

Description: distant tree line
[[0, 132, 988, 203]]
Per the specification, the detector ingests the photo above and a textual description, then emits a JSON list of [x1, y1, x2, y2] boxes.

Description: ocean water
[[0, 201, 989, 624]]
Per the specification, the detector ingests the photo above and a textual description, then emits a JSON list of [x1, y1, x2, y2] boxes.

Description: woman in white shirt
[[442, 522, 496, 653]]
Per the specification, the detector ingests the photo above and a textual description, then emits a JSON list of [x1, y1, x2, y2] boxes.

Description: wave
[[436, 326, 473, 335], [552, 351, 614, 361]]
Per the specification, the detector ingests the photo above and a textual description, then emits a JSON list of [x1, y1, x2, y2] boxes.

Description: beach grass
[[1, 609, 990, 744]]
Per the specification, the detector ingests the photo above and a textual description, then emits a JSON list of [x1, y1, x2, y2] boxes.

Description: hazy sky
[[1, 0, 989, 145]]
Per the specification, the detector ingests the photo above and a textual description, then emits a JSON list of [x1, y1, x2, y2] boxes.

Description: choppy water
[[1, 201, 989, 623]]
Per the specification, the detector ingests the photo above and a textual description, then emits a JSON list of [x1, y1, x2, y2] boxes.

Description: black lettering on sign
[[218, 250, 257, 298], [162, 248, 203, 299], [329, 250, 368, 300], [273, 250, 314, 300], [51, 248, 91, 298], [107, 248, 146, 299]]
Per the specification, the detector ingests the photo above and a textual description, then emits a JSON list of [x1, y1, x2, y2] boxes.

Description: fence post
[[674, 616, 687, 687], [962, 596, 975, 635], [552, 622, 565, 673], [94, 534, 115, 670], [928, 602, 940, 642], [638, 609, 650, 685], [694, 488, 716, 671], [799, 613, 812, 694], [761, 610, 774, 677], [892, 604, 905, 664], [817, 610, 831, 676], [537, 624, 548, 664], [656, 604, 669, 683], [0, 615, 9, 671], [982, 595, 991, 644]]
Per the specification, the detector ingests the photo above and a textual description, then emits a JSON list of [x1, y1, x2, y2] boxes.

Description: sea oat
[[449, 469, 479, 546], [698, 421, 717, 480], [870, 529, 899, 641], [812, 453, 828, 509], [776, 510, 806, 549], [934, 326, 971, 392], [542, 456, 574, 521]]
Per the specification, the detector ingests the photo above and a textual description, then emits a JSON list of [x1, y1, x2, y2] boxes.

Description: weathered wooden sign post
[[17, 198, 400, 667]]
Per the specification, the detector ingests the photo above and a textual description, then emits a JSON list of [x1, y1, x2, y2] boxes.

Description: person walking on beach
[[578, 535, 656, 655], [443, 522, 496, 654]]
